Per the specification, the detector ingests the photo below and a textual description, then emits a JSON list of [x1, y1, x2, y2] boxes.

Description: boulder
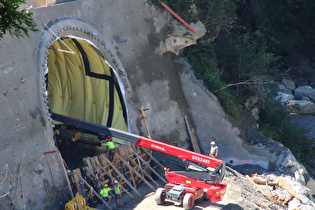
[[290, 115, 315, 140], [295, 170, 306, 186], [250, 106, 260, 121], [293, 86, 315, 101], [282, 79, 296, 91], [286, 100, 315, 115], [288, 198, 300, 210], [278, 83, 293, 94], [281, 152, 298, 168], [276, 92, 295, 104], [244, 95, 259, 110], [156, 20, 206, 55]]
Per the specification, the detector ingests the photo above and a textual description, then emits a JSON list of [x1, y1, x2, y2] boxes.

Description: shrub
[[0, 0, 38, 39]]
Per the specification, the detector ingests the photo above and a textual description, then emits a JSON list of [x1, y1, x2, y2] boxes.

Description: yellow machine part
[[65, 195, 86, 210], [47, 38, 127, 147]]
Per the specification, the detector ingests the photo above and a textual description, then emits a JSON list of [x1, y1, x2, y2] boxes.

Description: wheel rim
[[189, 196, 194, 208], [161, 192, 166, 202]]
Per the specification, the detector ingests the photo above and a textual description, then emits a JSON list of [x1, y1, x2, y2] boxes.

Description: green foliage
[[217, 90, 239, 117], [215, 30, 276, 84], [151, 0, 191, 12], [194, 0, 237, 30], [259, 99, 315, 164], [151, 0, 237, 37], [259, 99, 290, 142], [0, 0, 38, 39], [183, 42, 239, 117], [236, 0, 315, 54]]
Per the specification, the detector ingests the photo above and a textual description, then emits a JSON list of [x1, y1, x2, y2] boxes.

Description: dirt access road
[[129, 193, 230, 210]]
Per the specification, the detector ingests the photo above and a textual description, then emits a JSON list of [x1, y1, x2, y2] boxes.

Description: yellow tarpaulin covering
[[47, 37, 127, 147]]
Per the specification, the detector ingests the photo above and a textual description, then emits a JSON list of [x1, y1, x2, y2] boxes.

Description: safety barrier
[[65, 195, 86, 210]]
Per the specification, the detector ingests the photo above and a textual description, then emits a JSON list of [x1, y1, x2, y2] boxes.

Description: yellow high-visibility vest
[[114, 185, 121, 194], [106, 141, 115, 149], [100, 187, 111, 197]]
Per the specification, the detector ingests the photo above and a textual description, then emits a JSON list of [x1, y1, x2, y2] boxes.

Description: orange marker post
[[159, 1, 196, 33]]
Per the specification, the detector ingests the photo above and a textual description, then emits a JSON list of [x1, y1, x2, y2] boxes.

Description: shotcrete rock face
[[47, 36, 128, 147]]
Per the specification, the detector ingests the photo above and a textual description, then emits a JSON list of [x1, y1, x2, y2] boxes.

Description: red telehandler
[[52, 113, 227, 210]]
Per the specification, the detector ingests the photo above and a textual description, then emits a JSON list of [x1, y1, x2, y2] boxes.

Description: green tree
[[0, 0, 38, 39], [213, 30, 276, 101], [236, 0, 315, 54], [151, 0, 237, 40]]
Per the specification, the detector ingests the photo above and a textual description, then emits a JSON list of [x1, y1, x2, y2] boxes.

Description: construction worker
[[209, 141, 218, 158], [106, 136, 115, 161], [113, 180, 122, 207], [100, 184, 111, 204]]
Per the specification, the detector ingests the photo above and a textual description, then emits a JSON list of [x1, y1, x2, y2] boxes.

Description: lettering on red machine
[[192, 155, 210, 164], [150, 144, 165, 151]]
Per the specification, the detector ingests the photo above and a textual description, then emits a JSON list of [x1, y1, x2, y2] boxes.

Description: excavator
[[52, 113, 226, 210]]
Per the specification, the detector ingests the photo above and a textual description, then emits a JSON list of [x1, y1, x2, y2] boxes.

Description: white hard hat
[[211, 141, 215, 145], [114, 180, 119, 184]]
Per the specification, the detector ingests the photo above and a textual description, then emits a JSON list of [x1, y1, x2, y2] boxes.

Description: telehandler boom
[[52, 113, 226, 210]]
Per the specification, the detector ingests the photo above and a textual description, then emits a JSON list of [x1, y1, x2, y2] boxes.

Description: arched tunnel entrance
[[46, 36, 128, 169]]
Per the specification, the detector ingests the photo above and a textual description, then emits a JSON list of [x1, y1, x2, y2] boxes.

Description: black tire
[[183, 193, 194, 210], [155, 188, 166, 205], [202, 191, 210, 200]]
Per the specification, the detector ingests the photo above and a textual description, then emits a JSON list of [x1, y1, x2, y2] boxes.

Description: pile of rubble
[[224, 166, 315, 210]]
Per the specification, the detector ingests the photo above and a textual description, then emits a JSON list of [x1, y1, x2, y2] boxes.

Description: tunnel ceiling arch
[[47, 36, 128, 143]]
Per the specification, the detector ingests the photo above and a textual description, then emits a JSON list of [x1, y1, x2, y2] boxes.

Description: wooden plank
[[141, 108, 151, 138], [133, 152, 142, 176], [130, 142, 138, 152], [251, 173, 271, 179], [100, 165, 136, 199], [128, 168, 137, 190], [86, 158, 94, 172], [119, 145, 138, 189], [184, 115, 201, 153], [90, 157, 98, 172], [246, 175, 269, 198], [75, 192, 83, 210], [117, 155, 142, 188], [126, 142, 134, 154], [252, 201, 265, 210], [99, 154, 116, 179], [101, 154, 139, 197], [72, 169, 83, 195], [119, 145, 128, 158], [92, 156, 103, 174], [278, 176, 301, 202], [56, 150, 74, 199], [118, 154, 156, 191], [116, 153, 157, 191], [130, 149, 167, 184], [75, 172, 112, 209], [124, 154, 159, 187], [93, 156, 103, 174], [122, 152, 137, 189], [84, 166, 104, 187], [140, 147, 164, 169], [84, 166, 115, 199], [95, 156, 110, 183], [251, 177, 279, 187]]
